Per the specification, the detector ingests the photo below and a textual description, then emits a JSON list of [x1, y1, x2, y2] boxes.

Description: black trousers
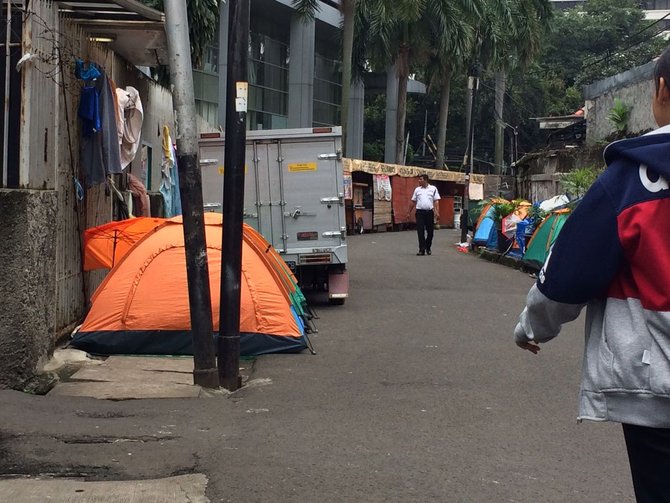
[[415, 209, 434, 252], [622, 423, 670, 502]]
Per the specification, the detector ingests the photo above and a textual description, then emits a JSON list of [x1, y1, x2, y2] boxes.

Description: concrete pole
[[346, 79, 364, 159], [384, 64, 398, 164], [461, 66, 480, 244], [288, 13, 315, 128], [164, 0, 219, 389], [494, 71, 506, 175]]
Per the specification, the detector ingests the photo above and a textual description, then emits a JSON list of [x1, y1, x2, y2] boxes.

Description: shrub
[[608, 99, 632, 135], [559, 166, 604, 198]]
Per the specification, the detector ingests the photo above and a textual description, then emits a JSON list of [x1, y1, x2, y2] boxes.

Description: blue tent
[[473, 205, 496, 246]]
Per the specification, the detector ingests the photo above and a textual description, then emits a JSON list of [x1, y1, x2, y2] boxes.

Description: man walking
[[407, 174, 440, 255]]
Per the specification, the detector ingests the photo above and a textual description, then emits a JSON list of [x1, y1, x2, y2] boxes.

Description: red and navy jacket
[[515, 130, 670, 427]]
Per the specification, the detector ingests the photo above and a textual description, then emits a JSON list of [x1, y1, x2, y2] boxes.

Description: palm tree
[[422, 2, 479, 169], [293, 0, 357, 156], [486, 0, 552, 173], [359, 0, 479, 165]]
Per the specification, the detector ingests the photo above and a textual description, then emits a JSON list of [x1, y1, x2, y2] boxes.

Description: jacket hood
[[604, 133, 670, 177]]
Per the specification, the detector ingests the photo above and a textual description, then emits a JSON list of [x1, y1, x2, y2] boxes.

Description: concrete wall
[[0, 190, 58, 389], [516, 147, 604, 201], [512, 62, 657, 203], [584, 61, 656, 145]]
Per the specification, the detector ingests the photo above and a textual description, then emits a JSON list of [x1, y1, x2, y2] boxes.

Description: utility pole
[[461, 63, 480, 244], [164, 0, 218, 389], [219, 0, 250, 391]]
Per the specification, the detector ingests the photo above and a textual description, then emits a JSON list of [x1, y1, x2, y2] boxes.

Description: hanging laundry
[[107, 177, 129, 220], [127, 173, 151, 217], [159, 126, 182, 217], [75, 59, 102, 81], [79, 85, 100, 136], [76, 61, 122, 187], [116, 86, 144, 169]]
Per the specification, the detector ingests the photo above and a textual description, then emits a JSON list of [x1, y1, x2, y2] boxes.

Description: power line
[[582, 11, 670, 67], [478, 79, 539, 120]]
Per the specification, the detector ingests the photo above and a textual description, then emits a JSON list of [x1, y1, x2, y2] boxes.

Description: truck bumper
[[328, 269, 349, 299]]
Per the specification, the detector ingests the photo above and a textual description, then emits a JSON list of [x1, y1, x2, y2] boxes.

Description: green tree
[[543, 0, 666, 90], [358, 0, 479, 165], [422, 1, 478, 169], [489, 0, 552, 174]]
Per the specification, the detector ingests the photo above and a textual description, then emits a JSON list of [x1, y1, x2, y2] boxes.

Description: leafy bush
[[491, 200, 517, 222], [607, 99, 632, 135], [559, 166, 604, 198]]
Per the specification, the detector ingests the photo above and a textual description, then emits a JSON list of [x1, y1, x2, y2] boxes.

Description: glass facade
[[193, 42, 220, 126], [313, 29, 342, 127], [192, 1, 342, 130], [313, 52, 341, 127], [248, 20, 290, 130]]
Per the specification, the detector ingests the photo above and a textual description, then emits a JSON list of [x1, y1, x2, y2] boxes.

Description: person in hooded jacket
[[515, 46, 670, 503]]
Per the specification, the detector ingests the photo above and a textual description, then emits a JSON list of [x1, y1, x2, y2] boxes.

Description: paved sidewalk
[[0, 474, 209, 502], [46, 351, 251, 400]]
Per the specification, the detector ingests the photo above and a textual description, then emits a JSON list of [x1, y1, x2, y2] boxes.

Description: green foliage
[[291, 0, 321, 18], [526, 204, 549, 222], [491, 200, 516, 222], [559, 166, 603, 198], [141, 0, 219, 68], [541, 0, 667, 89], [607, 98, 632, 134]]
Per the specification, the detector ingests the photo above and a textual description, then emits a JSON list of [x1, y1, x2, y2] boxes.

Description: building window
[[247, 18, 290, 130], [313, 48, 342, 127]]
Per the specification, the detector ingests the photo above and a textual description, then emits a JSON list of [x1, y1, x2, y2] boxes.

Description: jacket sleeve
[[515, 179, 624, 343]]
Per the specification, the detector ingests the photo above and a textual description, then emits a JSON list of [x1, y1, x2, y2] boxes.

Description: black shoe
[[417, 251, 425, 256], [426, 250, 432, 255]]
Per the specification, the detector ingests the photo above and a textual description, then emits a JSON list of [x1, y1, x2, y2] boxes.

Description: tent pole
[[111, 230, 118, 268], [164, 0, 219, 389]]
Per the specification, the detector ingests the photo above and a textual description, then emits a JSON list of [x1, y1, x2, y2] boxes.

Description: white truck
[[199, 127, 349, 305]]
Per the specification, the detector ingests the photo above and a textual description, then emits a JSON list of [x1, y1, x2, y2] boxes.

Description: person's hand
[[516, 340, 541, 354]]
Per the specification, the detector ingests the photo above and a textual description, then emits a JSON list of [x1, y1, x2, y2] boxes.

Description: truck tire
[[356, 217, 364, 234]]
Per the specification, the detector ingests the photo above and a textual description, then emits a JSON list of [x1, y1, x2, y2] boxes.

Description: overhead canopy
[[57, 0, 168, 66], [344, 158, 486, 184]]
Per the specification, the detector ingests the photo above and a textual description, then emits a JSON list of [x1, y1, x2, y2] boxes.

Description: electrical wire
[[582, 10, 670, 67]]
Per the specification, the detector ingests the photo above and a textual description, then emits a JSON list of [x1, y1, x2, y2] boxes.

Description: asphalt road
[[0, 228, 633, 502]]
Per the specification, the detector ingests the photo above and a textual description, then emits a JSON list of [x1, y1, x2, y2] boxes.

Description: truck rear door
[[265, 135, 344, 255]]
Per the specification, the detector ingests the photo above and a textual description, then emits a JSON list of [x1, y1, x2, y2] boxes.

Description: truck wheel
[[356, 217, 364, 234], [329, 298, 346, 306]]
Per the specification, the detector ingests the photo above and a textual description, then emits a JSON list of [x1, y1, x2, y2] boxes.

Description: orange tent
[[83, 214, 315, 326], [72, 214, 308, 356], [83, 217, 165, 270]]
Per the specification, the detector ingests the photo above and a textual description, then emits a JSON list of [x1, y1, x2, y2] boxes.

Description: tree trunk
[[435, 68, 453, 170], [395, 46, 409, 165], [340, 0, 355, 157], [494, 70, 507, 175]]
